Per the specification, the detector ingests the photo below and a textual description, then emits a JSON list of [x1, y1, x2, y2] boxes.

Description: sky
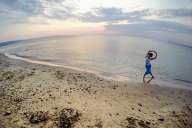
[[0, 0, 192, 45]]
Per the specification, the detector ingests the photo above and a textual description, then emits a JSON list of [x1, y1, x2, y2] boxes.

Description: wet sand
[[0, 53, 192, 128]]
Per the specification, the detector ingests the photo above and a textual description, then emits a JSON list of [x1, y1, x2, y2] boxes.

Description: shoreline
[[3, 52, 192, 90], [4, 52, 129, 82], [0, 53, 192, 128]]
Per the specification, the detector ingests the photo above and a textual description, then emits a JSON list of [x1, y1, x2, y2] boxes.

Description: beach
[[0, 53, 192, 128]]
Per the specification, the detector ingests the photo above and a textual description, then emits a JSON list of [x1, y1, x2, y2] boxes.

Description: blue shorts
[[145, 64, 152, 75]]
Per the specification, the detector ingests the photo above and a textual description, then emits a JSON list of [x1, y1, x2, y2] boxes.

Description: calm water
[[0, 35, 192, 87]]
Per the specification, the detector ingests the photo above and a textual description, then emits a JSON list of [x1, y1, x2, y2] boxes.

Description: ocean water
[[0, 35, 192, 87]]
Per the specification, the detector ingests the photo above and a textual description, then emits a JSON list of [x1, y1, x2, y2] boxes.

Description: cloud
[[0, 0, 42, 15], [147, 8, 192, 18], [0, 0, 191, 24], [0, 0, 76, 24], [105, 20, 192, 46], [78, 8, 145, 22], [40, 0, 76, 19], [106, 20, 192, 33], [78, 7, 192, 23], [0, 0, 42, 24]]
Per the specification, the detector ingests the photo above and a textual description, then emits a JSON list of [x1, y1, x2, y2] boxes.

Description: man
[[143, 50, 157, 83]]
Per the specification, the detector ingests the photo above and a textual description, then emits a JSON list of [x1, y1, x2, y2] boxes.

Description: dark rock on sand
[[0, 71, 14, 81], [29, 111, 48, 124], [158, 117, 164, 122], [170, 106, 192, 128], [58, 108, 80, 128], [126, 116, 151, 128], [95, 119, 103, 128], [55, 71, 65, 79], [138, 103, 142, 107], [13, 97, 24, 103], [126, 116, 137, 127], [112, 85, 118, 90], [3, 111, 12, 116], [138, 120, 151, 128]]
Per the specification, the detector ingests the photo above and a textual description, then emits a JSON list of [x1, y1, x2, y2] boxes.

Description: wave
[[3, 52, 131, 82], [0, 40, 22, 48], [173, 78, 192, 85]]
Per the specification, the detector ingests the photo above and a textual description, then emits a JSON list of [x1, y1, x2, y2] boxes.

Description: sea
[[0, 35, 192, 88]]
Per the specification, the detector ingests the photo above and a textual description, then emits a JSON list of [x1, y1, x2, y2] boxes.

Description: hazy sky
[[0, 0, 192, 43]]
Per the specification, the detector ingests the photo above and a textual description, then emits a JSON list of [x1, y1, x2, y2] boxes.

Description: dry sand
[[0, 53, 192, 128]]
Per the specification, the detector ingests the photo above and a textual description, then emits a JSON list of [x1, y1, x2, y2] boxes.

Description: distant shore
[[0, 53, 192, 128]]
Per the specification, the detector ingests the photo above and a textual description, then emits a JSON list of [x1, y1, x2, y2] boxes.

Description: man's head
[[148, 52, 153, 58]]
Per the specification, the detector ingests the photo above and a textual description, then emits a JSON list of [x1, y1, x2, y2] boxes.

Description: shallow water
[[0, 35, 192, 86]]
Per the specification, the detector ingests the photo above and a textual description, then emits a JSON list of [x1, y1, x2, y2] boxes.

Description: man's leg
[[143, 74, 146, 83], [145, 73, 154, 83], [150, 73, 154, 79]]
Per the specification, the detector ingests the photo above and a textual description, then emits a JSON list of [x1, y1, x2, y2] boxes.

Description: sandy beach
[[0, 53, 192, 128]]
